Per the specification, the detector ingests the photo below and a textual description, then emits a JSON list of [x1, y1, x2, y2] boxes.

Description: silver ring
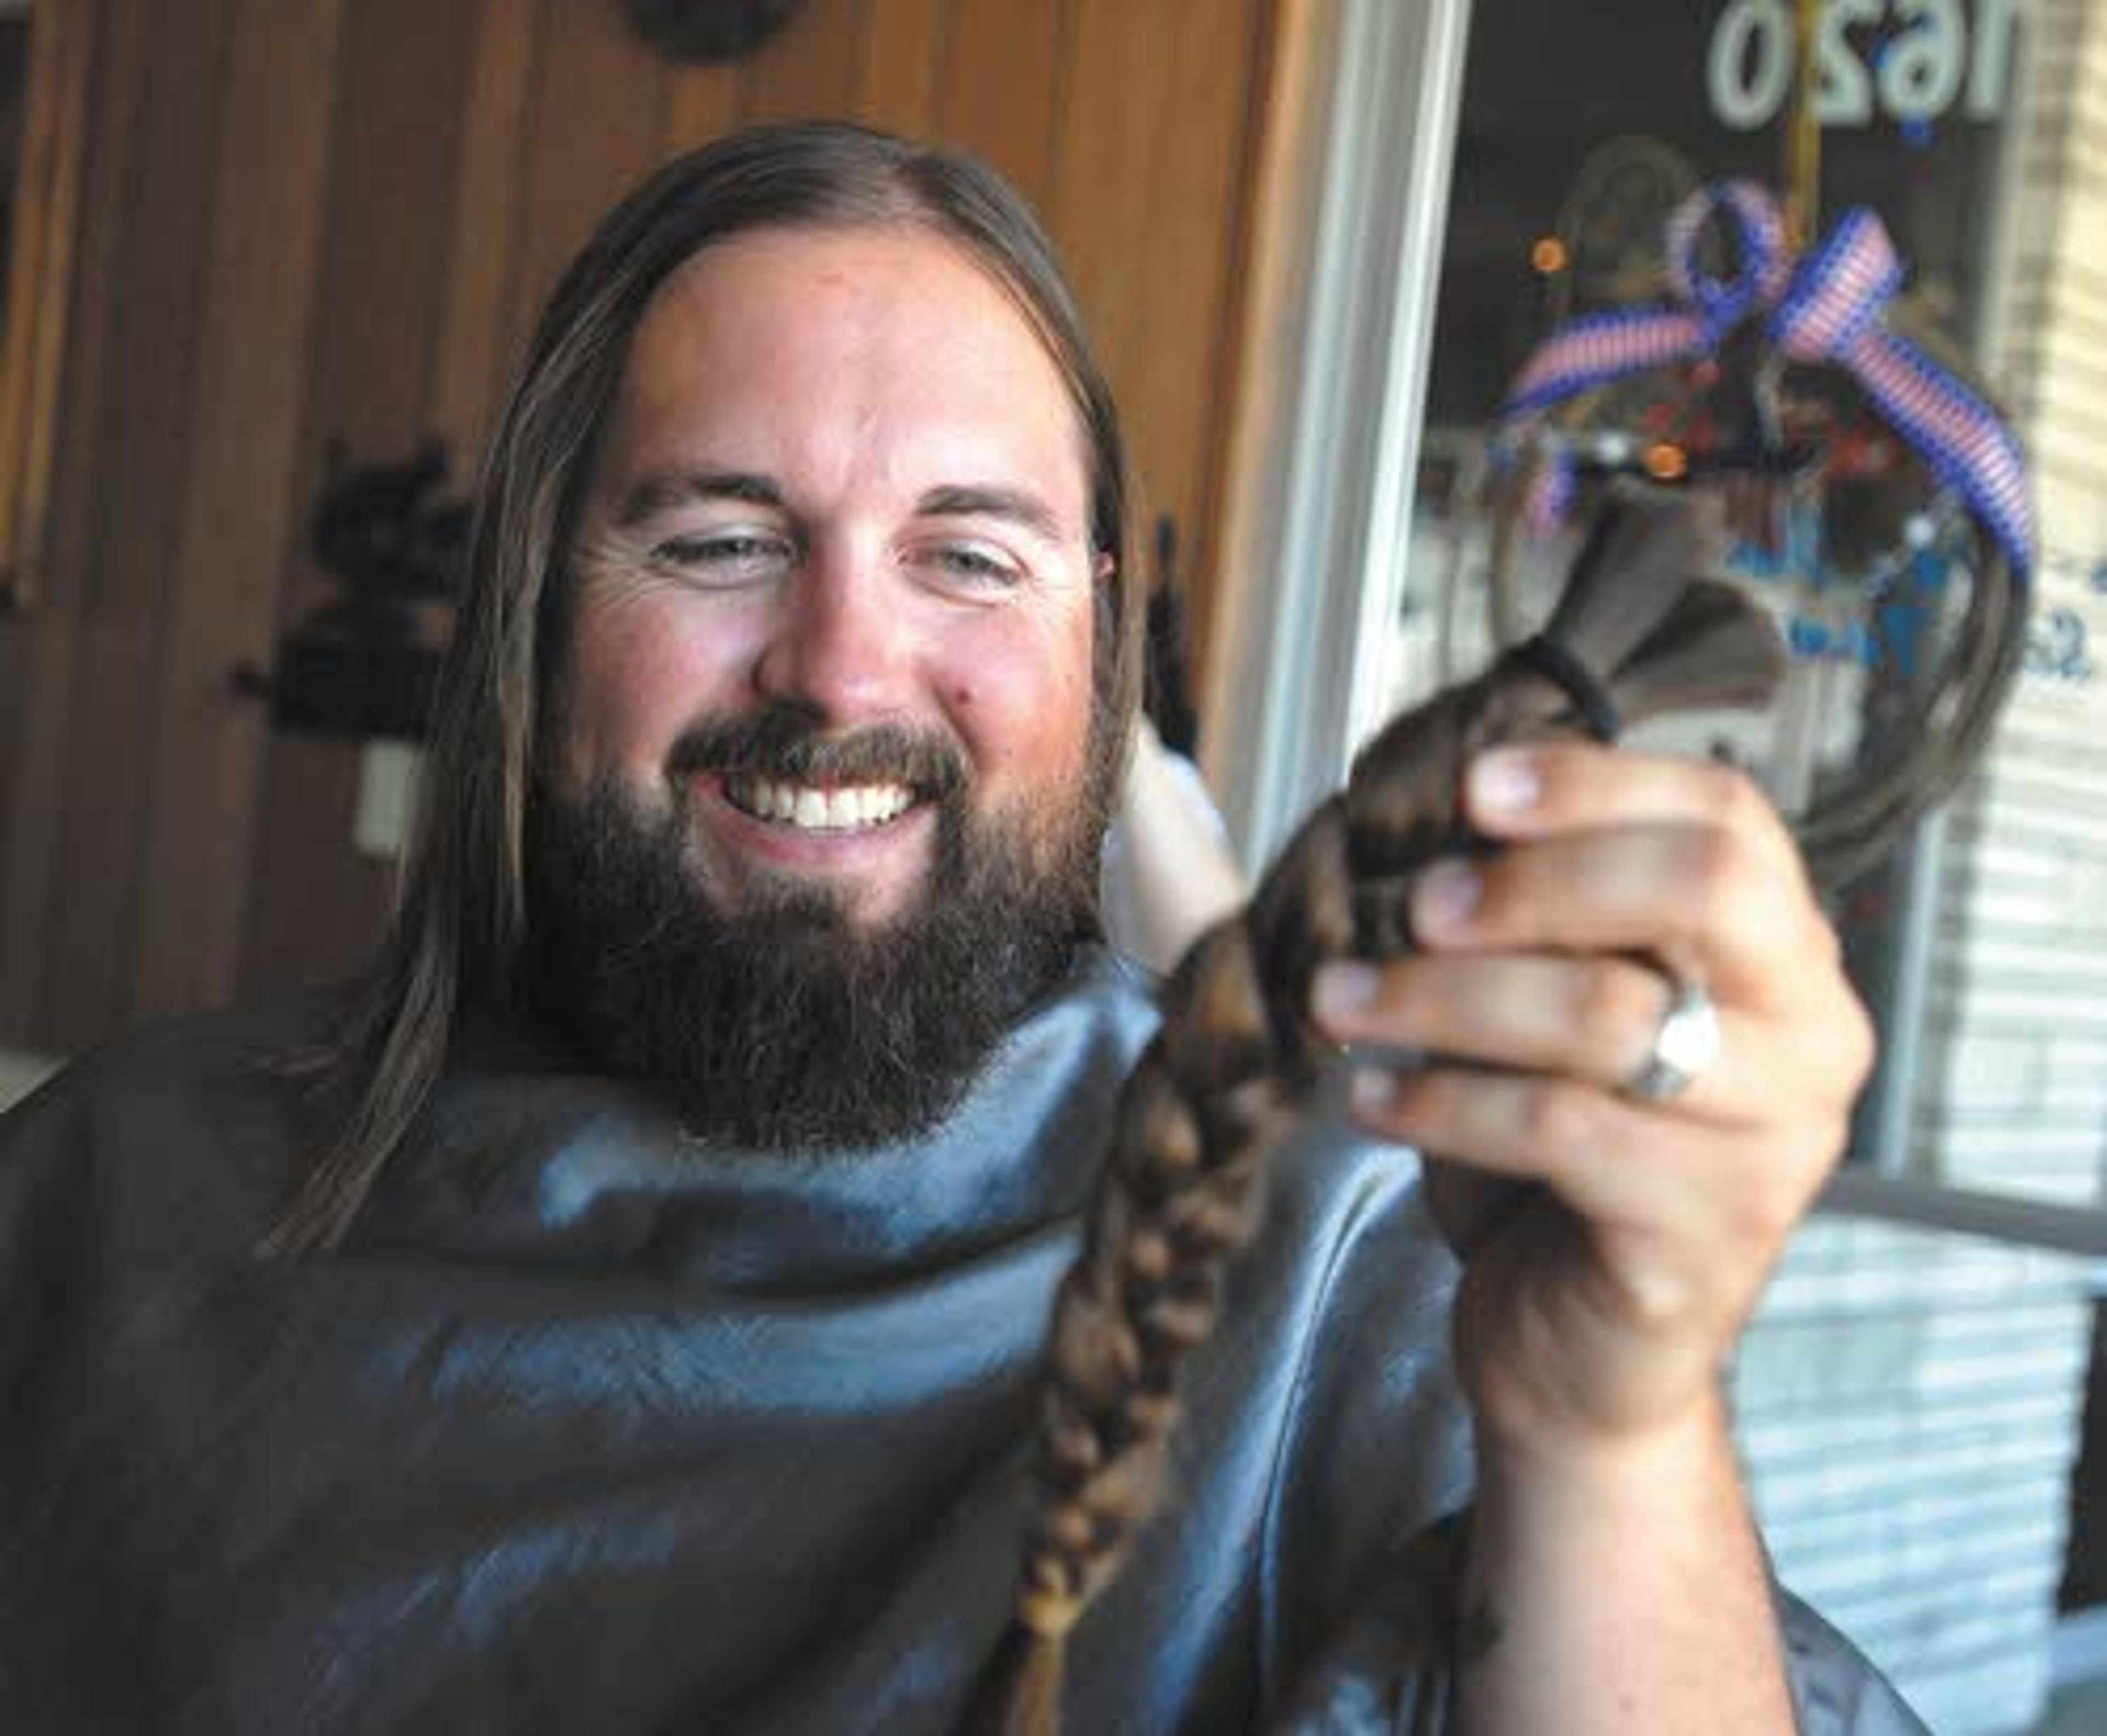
[[1622, 972, 1720, 1103]]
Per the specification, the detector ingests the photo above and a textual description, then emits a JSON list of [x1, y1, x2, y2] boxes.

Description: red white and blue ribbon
[[1496, 179, 2035, 582]]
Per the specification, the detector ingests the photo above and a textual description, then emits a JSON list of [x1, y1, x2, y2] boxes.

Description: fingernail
[[1350, 1068, 1399, 1116], [1312, 961, 1381, 1024], [1471, 749, 1540, 814], [1413, 860, 1481, 937]]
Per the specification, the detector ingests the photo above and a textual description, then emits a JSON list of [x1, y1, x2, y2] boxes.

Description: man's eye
[[649, 532, 792, 579], [917, 542, 1023, 589]]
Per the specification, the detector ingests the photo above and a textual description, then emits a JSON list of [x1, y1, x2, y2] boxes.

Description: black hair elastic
[[1505, 633, 1622, 743]]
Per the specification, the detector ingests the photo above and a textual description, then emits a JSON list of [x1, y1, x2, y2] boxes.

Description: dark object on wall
[[623, 0, 807, 62], [1143, 515, 1202, 758], [309, 439, 469, 608], [231, 442, 469, 741]]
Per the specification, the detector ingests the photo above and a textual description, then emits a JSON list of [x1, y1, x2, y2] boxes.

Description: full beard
[[521, 708, 1107, 1151]]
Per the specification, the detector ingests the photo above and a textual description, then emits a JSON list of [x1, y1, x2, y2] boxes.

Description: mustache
[[668, 703, 968, 798]]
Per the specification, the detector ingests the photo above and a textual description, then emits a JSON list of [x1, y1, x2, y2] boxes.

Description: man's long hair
[[266, 121, 1145, 1256]]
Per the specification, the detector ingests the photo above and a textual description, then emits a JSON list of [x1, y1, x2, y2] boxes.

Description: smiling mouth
[[722, 775, 920, 832]]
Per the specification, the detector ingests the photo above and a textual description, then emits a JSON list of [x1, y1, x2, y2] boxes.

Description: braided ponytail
[[962, 486, 1787, 1733]]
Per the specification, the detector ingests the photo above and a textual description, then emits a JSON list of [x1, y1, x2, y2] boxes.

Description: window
[[1206, 4, 2107, 1727]]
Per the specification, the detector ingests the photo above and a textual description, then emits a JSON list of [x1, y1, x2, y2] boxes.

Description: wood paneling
[[0, 0, 148, 1037], [2, 0, 236, 1047], [937, 0, 1065, 201], [0, 0, 1281, 1048], [126, 0, 347, 1019], [1051, 3, 1176, 335], [500, 0, 671, 386], [739, 0, 862, 125], [288, 0, 482, 498], [239, 0, 482, 1001], [429, 0, 542, 455], [1130, 0, 1273, 671], [0, 0, 98, 613], [1051, 0, 1274, 671], [853, 0, 950, 137], [662, 54, 742, 155]]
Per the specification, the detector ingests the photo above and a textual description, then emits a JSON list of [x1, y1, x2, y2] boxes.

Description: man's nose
[[750, 542, 916, 722]]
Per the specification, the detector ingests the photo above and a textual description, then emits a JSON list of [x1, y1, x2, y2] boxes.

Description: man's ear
[[1094, 551, 1116, 583]]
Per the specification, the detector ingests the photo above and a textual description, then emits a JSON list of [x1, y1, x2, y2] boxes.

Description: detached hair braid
[[962, 487, 1788, 1734], [263, 122, 1144, 1256]]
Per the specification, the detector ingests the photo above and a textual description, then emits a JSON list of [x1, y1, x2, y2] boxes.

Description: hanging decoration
[[1479, 177, 2033, 890], [229, 442, 469, 742], [1495, 180, 2031, 575]]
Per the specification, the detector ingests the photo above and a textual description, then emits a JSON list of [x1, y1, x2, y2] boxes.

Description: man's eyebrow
[[611, 470, 785, 528], [915, 484, 1072, 545]]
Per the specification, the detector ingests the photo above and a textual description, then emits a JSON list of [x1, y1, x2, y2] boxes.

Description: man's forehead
[[638, 222, 1043, 361], [598, 223, 1094, 522]]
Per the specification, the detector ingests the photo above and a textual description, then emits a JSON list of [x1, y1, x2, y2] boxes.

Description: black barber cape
[[2, 951, 1924, 1733]]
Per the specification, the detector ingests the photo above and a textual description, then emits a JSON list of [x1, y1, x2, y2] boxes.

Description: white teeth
[[729, 776, 915, 831]]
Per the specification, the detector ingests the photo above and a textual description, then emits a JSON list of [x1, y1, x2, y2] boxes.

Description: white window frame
[[1201, 0, 1474, 866]]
